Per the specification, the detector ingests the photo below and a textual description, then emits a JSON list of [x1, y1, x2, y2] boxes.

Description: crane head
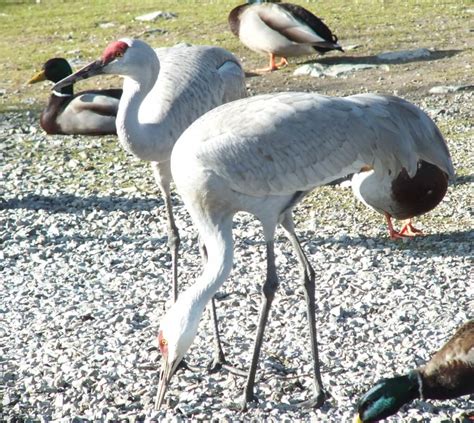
[[154, 297, 203, 409], [51, 38, 140, 91]]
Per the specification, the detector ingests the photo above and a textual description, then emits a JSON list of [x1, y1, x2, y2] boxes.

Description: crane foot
[[297, 392, 325, 409], [240, 392, 258, 411], [207, 358, 247, 377], [176, 359, 200, 373], [291, 391, 325, 409]]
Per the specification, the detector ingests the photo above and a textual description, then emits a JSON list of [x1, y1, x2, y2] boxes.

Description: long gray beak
[[155, 357, 180, 410], [52, 59, 105, 91]]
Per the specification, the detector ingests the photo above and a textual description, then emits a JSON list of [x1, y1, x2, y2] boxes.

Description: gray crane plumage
[[178, 93, 453, 197], [155, 91, 454, 409], [53, 39, 247, 306]]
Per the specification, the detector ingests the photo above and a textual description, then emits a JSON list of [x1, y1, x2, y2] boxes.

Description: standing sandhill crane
[[351, 161, 450, 239], [355, 320, 474, 422], [228, 1, 343, 72], [155, 92, 454, 409], [53, 39, 247, 303], [29, 57, 122, 135]]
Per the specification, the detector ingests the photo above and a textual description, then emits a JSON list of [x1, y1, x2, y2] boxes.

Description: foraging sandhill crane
[[53, 38, 247, 302], [228, 1, 343, 72], [155, 92, 454, 409], [29, 57, 121, 135], [355, 320, 474, 422], [351, 161, 450, 239]]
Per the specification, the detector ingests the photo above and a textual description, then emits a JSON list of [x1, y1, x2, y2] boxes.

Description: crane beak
[[154, 356, 180, 409], [28, 70, 46, 84], [52, 59, 105, 91]]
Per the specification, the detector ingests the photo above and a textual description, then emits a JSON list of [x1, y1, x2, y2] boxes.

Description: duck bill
[[155, 358, 180, 410], [52, 59, 105, 91], [353, 414, 363, 423], [28, 70, 46, 84]]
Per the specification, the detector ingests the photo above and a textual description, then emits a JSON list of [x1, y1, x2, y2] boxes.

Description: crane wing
[[176, 92, 453, 197]]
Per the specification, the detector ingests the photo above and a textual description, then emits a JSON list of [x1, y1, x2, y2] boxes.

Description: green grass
[[0, 0, 471, 111]]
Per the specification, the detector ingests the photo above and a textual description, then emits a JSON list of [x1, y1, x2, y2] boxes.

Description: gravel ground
[[1, 87, 473, 422]]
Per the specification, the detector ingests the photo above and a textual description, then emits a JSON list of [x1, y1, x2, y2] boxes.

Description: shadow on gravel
[[303, 230, 473, 258], [302, 49, 462, 67], [0, 193, 163, 213]]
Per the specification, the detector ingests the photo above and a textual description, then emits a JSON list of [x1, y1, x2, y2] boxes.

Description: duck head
[[354, 373, 419, 422]]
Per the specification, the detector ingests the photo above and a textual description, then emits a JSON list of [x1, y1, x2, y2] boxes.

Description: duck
[[354, 320, 474, 422], [228, 0, 343, 72], [28, 57, 122, 135], [351, 158, 451, 239]]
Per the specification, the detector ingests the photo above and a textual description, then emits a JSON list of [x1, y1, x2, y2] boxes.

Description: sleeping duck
[[228, 0, 343, 72], [351, 160, 451, 239], [28, 57, 122, 135], [354, 320, 474, 422]]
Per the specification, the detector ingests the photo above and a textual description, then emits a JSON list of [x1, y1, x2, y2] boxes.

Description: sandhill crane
[[155, 92, 454, 409], [29, 57, 121, 135], [355, 320, 474, 422], [53, 38, 247, 302], [228, 1, 343, 72]]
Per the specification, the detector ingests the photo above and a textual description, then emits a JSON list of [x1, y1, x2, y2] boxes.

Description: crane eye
[[160, 339, 168, 347]]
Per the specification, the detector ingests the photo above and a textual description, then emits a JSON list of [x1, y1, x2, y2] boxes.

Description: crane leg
[[281, 215, 325, 408], [163, 189, 180, 302], [152, 161, 180, 302], [242, 240, 279, 408]]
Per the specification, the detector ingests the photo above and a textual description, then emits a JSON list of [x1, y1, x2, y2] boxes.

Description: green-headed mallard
[[355, 320, 474, 422], [29, 57, 122, 135]]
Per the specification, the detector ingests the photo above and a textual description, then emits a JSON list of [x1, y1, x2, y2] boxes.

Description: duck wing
[[259, 3, 339, 47], [71, 90, 121, 117]]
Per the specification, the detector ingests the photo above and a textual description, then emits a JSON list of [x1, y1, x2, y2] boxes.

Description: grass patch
[[0, 1, 471, 111]]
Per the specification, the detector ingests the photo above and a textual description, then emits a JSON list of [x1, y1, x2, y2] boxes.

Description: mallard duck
[[228, 0, 343, 72], [28, 57, 122, 135], [355, 320, 474, 422], [351, 158, 451, 239]]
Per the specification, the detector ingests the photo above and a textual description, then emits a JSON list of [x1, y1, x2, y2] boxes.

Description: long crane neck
[[115, 54, 170, 162], [184, 217, 234, 318], [162, 213, 234, 354]]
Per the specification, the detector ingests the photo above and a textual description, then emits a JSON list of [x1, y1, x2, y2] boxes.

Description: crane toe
[[295, 391, 325, 409]]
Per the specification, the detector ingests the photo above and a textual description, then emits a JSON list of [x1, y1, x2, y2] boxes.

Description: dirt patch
[[241, 44, 472, 103]]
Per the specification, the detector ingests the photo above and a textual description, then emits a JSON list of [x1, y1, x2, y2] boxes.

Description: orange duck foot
[[399, 220, 424, 236], [254, 54, 289, 73], [384, 214, 423, 240]]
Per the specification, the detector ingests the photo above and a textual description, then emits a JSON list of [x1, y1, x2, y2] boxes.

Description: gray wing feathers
[[150, 44, 246, 143], [182, 92, 453, 196]]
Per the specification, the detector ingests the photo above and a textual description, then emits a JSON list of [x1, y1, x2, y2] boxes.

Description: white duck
[[53, 38, 247, 303], [228, 1, 343, 72], [155, 92, 454, 409]]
